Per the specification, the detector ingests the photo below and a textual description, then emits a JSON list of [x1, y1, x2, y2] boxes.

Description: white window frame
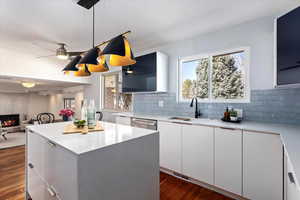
[[177, 47, 250, 103]]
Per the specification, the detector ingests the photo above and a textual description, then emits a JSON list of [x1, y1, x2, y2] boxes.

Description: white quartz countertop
[[27, 121, 158, 155], [115, 112, 300, 184]]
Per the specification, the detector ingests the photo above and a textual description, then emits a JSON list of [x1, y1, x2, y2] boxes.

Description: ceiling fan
[[36, 43, 84, 60]]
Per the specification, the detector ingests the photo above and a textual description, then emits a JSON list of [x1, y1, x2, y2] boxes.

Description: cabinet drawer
[[27, 166, 56, 200]]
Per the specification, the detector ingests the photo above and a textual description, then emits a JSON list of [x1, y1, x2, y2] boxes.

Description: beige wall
[[48, 92, 84, 120], [0, 92, 49, 120]]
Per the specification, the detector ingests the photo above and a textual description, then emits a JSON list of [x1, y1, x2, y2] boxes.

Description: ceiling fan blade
[[36, 55, 56, 59], [67, 51, 84, 56]]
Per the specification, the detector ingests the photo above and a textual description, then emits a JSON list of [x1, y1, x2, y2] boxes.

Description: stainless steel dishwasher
[[131, 117, 157, 130]]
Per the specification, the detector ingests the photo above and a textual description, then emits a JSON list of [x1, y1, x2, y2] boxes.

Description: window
[[179, 48, 250, 103], [102, 73, 132, 111], [64, 98, 75, 109]]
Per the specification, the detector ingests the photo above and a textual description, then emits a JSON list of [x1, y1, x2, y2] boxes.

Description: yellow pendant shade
[[74, 65, 91, 77], [84, 55, 109, 72], [109, 38, 136, 66]]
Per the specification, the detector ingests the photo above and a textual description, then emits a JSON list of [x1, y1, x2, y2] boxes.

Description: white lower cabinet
[[214, 127, 242, 195], [182, 125, 214, 184], [243, 130, 283, 200], [158, 121, 182, 172], [116, 116, 131, 126]]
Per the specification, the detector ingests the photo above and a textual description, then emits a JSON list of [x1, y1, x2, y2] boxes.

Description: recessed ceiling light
[[22, 82, 36, 88]]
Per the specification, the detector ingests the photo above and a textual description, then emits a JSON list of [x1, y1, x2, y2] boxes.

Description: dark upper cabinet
[[122, 52, 168, 93]]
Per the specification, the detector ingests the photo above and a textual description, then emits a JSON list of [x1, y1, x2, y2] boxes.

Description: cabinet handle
[[171, 122, 191, 125], [47, 141, 56, 147], [288, 172, 295, 184], [47, 187, 56, 197], [28, 163, 34, 169], [219, 127, 236, 131]]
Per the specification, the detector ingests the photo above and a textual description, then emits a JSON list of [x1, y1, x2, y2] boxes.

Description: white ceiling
[[0, 76, 84, 93], [0, 0, 299, 61]]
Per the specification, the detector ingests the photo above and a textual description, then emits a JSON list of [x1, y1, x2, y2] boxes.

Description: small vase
[[62, 115, 69, 121]]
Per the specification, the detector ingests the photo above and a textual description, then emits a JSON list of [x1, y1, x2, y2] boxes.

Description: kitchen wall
[[0, 92, 49, 120], [132, 15, 300, 124], [86, 15, 300, 124]]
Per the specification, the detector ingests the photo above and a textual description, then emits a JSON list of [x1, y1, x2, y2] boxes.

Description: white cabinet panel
[[44, 141, 78, 200], [182, 125, 214, 184], [158, 121, 182, 172], [215, 127, 242, 195], [243, 131, 282, 200], [116, 116, 131, 126], [285, 152, 300, 200], [27, 131, 45, 177]]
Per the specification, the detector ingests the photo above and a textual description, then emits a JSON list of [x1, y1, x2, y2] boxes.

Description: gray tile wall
[[133, 88, 300, 125]]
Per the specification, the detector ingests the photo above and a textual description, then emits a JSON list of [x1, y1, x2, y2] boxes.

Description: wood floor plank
[[0, 146, 233, 200]]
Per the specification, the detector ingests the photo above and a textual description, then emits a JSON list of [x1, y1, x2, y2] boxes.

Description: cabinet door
[[116, 116, 131, 126], [44, 141, 78, 200], [158, 121, 182, 172], [243, 131, 282, 200], [286, 153, 300, 200], [182, 125, 214, 184], [215, 127, 242, 195], [27, 131, 45, 177]]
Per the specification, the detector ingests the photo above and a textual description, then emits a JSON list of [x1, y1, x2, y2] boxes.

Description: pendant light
[[63, 0, 136, 76], [74, 65, 91, 77], [62, 56, 81, 74], [102, 35, 136, 66], [88, 55, 109, 72], [77, 6, 108, 74]]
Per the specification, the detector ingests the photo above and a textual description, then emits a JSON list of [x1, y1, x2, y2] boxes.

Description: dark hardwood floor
[[0, 146, 232, 200], [0, 146, 25, 200]]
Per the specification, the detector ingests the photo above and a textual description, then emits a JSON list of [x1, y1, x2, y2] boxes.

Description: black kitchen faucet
[[190, 97, 201, 118]]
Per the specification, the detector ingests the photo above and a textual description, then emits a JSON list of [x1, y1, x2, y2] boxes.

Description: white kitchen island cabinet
[[26, 122, 159, 200]]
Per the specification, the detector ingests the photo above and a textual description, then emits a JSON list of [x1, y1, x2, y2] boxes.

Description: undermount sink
[[169, 117, 191, 121]]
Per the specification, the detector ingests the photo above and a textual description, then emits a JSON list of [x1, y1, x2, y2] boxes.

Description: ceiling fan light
[[74, 65, 91, 77], [22, 82, 36, 88], [87, 55, 109, 72], [109, 37, 136, 66], [78, 47, 99, 65], [57, 54, 69, 60], [62, 56, 81, 73], [56, 44, 69, 60]]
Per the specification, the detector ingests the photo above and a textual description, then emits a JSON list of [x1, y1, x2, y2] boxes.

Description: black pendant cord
[[92, 5, 95, 48]]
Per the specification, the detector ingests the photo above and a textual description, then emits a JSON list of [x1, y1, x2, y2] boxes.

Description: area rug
[[0, 132, 25, 149]]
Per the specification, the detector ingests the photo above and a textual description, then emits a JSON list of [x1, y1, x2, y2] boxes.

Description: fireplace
[[0, 114, 20, 128]]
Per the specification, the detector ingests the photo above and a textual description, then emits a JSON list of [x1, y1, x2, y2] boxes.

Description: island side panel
[[77, 132, 159, 200]]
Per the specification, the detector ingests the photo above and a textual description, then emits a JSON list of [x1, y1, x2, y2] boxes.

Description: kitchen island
[[25, 122, 159, 200]]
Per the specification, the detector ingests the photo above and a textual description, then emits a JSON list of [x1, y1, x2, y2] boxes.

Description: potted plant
[[229, 110, 238, 121], [59, 109, 74, 121]]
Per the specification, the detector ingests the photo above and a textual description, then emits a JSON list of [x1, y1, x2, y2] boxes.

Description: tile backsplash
[[133, 88, 300, 125]]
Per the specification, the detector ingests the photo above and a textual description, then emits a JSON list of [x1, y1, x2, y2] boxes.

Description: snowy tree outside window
[[179, 48, 249, 103]]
